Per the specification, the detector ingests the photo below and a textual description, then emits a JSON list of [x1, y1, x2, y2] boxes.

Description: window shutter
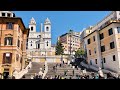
[[3, 53, 6, 64], [11, 37, 13, 45], [21, 42, 23, 50], [4, 38, 7, 45], [20, 57, 22, 63], [17, 40, 20, 47], [10, 53, 12, 64]]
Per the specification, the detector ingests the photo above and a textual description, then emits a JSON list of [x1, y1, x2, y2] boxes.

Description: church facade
[[27, 17, 56, 62]]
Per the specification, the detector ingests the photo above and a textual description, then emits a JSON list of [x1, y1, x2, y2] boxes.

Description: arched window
[[7, 22, 13, 29], [13, 13, 15, 17], [31, 27, 33, 31], [3, 53, 12, 64], [16, 54, 19, 61], [46, 41, 48, 46], [38, 44, 40, 49], [46, 27, 49, 31], [20, 57, 22, 63], [4, 37, 13, 45]]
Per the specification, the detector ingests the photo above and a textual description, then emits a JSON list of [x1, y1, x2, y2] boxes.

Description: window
[[100, 33, 104, 40], [103, 58, 106, 63], [46, 27, 49, 31], [101, 45, 105, 52], [7, 13, 11, 17], [20, 57, 22, 64], [90, 60, 92, 65], [3, 53, 12, 64], [7, 23, 13, 29], [21, 42, 23, 50], [117, 27, 120, 33], [13, 13, 15, 17], [16, 54, 19, 61], [46, 41, 48, 46], [108, 28, 113, 36], [89, 30, 91, 33], [95, 59, 97, 64], [38, 44, 40, 49], [89, 50, 91, 55], [110, 42, 115, 49], [2, 13, 5, 16], [4, 37, 13, 45], [87, 38, 90, 44], [31, 27, 33, 31], [113, 55, 116, 61], [100, 26, 103, 30], [94, 48, 96, 54], [93, 36, 95, 41], [17, 40, 20, 47]]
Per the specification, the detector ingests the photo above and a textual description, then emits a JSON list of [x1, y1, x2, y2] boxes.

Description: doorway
[[3, 72, 9, 79], [90, 60, 92, 65], [101, 59, 104, 69], [3, 69, 9, 79]]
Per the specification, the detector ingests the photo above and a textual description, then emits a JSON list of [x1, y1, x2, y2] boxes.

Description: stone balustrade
[[13, 61, 32, 79], [81, 61, 119, 78]]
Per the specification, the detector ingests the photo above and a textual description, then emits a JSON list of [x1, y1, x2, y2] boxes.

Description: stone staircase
[[44, 63, 81, 79], [21, 62, 45, 79], [44, 63, 57, 78]]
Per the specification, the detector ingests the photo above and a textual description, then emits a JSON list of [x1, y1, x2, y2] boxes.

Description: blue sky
[[14, 11, 111, 44]]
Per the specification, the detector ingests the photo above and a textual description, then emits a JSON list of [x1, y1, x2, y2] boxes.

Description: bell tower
[[44, 17, 51, 49], [29, 17, 36, 32]]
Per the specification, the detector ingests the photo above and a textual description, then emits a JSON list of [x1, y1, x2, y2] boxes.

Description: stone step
[[22, 62, 46, 79]]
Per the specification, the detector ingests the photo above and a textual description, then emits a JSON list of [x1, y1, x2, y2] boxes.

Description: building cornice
[[83, 20, 120, 39]]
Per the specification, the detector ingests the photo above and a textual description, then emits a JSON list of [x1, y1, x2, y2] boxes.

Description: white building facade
[[82, 11, 120, 73], [27, 17, 55, 58]]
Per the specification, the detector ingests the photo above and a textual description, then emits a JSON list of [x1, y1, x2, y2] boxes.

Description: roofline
[[0, 17, 26, 29], [83, 21, 120, 39], [84, 11, 114, 32]]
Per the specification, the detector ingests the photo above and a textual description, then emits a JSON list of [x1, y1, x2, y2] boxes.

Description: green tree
[[55, 41, 64, 55], [74, 49, 85, 58]]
